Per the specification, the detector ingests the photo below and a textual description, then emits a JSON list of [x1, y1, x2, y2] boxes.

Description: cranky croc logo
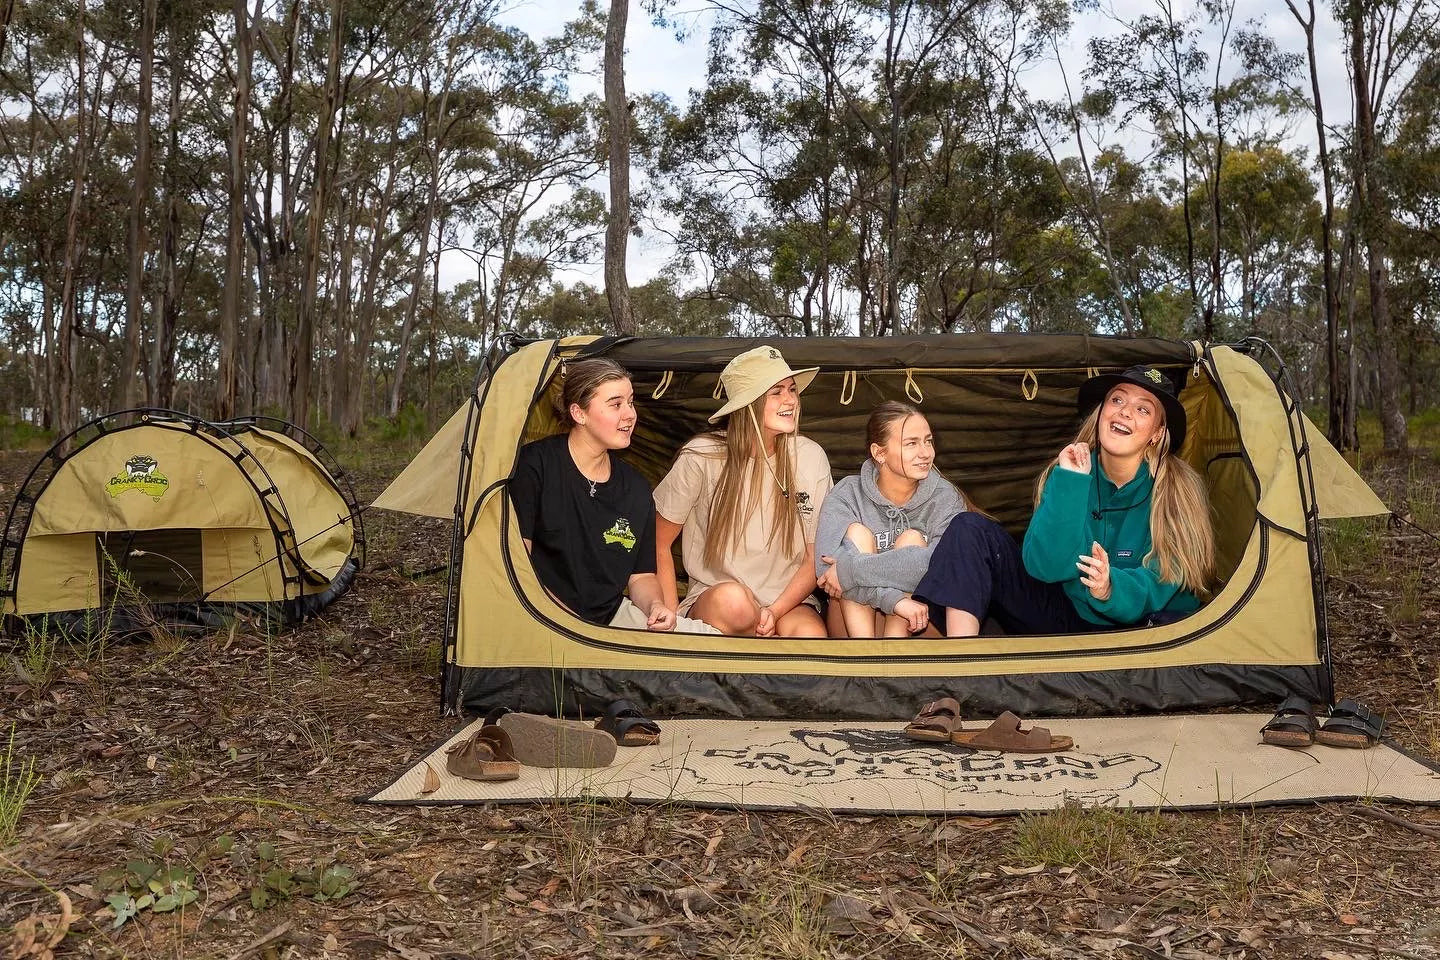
[[107, 455, 170, 501], [691, 728, 1162, 803], [603, 518, 636, 551]]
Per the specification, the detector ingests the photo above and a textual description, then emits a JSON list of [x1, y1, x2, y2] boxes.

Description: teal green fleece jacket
[[1021, 459, 1199, 626]]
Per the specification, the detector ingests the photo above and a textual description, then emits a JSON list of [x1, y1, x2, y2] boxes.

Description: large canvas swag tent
[[376, 334, 1387, 720], [2, 411, 364, 639]]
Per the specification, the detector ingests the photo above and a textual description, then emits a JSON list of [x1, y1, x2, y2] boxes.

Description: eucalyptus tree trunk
[[603, 0, 634, 335], [148, 47, 180, 408], [1285, 0, 1348, 448], [1348, 3, 1406, 451], [292, 0, 345, 426], [218, 0, 252, 420], [119, 0, 156, 411], [389, 77, 443, 417], [55, 8, 88, 434]]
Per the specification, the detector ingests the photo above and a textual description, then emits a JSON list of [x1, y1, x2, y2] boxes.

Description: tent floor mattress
[[361, 714, 1440, 815]]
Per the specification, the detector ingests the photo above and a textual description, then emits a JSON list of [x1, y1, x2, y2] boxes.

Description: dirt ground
[[1, 446, 1438, 960]]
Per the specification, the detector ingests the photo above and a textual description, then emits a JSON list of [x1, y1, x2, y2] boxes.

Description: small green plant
[[246, 840, 359, 909], [1320, 517, 1383, 576], [98, 858, 199, 928], [1394, 563, 1423, 623], [11, 623, 61, 690], [1202, 812, 1273, 907], [1010, 800, 1170, 869], [397, 628, 441, 675], [1, 724, 41, 845]]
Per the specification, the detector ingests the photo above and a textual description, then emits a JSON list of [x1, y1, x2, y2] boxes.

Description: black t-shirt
[[509, 434, 658, 624]]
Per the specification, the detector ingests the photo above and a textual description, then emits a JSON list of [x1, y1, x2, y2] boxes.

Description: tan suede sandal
[[444, 725, 520, 781], [950, 711, 1073, 753]]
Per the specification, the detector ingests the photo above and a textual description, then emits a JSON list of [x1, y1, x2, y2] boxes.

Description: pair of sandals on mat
[[445, 700, 662, 782], [1261, 696, 1384, 750], [903, 698, 1074, 753]]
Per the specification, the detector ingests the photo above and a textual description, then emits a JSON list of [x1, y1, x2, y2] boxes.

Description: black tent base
[[5, 557, 361, 643], [456, 662, 1331, 721]]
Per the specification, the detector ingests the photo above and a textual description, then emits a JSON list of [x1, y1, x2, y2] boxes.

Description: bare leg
[[840, 598, 878, 638], [882, 611, 912, 637], [882, 530, 929, 637], [776, 604, 827, 638], [946, 608, 981, 637], [825, 600, 848, 637], [844, 522, 877, 553], [688, 581, 761, 635], [836, 523, 881, 636]]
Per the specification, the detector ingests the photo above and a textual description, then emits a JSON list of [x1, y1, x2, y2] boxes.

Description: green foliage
[[98, 856, 200, 929], [1010, 800, 1171, 868], [10, 623, 62, 691], [374, 403, 429, 444], [0, 724, 41, 845], [1321, 517, 1384, 577], [244, 838, 359, 910], [0, 415, 52, 450], [98, 833, 360, 927]]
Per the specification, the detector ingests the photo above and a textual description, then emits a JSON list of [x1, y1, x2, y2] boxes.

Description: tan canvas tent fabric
[[2, 411, 364, 638], [376, 334, 1389, 720]]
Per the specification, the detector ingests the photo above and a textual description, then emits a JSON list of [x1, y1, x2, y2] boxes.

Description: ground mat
[[362, 714, 1440, 815]]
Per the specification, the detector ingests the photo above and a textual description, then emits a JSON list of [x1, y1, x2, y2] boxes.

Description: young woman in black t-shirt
[[510, 358, 715, 633]]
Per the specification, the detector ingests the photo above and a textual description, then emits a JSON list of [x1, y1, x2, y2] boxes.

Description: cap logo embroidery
[[1144, 369, 1163, 384], [768, 348, 780, 360]]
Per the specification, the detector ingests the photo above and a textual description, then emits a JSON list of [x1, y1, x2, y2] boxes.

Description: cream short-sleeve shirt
[[654, 434, 833, 611]]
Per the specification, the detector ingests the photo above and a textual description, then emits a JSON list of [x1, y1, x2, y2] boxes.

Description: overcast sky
[[440, 0, 1352, 292]]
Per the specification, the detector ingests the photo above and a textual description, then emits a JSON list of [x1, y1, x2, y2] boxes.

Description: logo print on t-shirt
[[794, 491, 814, 517], [603, 518, 637, 551]]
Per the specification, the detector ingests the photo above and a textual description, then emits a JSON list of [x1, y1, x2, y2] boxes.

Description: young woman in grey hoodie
[[815, 402, 971, 637]]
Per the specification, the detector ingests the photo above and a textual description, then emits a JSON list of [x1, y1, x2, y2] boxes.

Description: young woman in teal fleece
[[914, 365, 1216, 636]]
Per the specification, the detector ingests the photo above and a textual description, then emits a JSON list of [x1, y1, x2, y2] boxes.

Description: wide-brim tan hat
[[708, 346, 820, 423]]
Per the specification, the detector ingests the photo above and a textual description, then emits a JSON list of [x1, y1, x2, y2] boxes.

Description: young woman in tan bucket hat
[[654, 345, 833, 637]]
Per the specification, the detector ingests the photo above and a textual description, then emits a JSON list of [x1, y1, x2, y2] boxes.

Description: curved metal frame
[[441, 336, 517, 712], [2, 408, 318, 638], [1229, 336, 1335, 704]]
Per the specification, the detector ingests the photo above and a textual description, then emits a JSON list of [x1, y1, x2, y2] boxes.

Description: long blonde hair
[[699, 392, 803, 569], [1035, 408, 1216, 598]]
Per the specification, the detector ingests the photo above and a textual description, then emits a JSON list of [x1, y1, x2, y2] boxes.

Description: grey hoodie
[[814, 459, 968, 614]]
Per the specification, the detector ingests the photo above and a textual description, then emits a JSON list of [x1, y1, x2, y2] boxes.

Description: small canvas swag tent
[[376, 334, 1387, 720], [2, 410, 364, 638]]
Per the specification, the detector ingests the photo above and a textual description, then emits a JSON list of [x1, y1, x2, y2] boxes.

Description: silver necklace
[[587, 478, 598, 498]]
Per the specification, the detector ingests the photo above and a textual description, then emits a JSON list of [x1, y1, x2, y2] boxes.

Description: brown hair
[[867, 400, 985, 515], [554, 359, 631, 427], [700, 392, 803, 569]]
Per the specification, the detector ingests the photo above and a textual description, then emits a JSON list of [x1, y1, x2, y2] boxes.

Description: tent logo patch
[[107, 455, 170, 501], [603, 518, 636, 551]]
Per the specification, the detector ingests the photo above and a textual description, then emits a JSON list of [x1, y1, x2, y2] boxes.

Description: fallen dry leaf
[[419, 761, 440, 795], [5, 892, 73, 960], [1000, 863, 1045, 876]]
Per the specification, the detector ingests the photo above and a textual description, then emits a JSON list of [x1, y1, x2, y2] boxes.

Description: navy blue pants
[[915, 513, 1093, 635]]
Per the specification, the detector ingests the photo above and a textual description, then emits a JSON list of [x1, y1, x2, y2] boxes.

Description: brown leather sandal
[[445, 724, 521, 781], [903, 698, 964, 742], [950, 711, 1073, 753]]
